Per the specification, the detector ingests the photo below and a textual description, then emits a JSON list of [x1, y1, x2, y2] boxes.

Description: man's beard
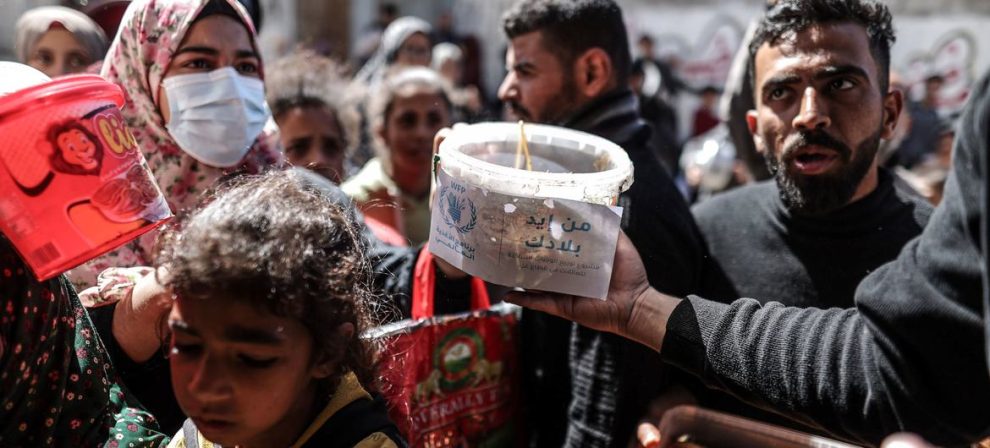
[[505, 77, 581, 125], [765, 128, 881, 216]]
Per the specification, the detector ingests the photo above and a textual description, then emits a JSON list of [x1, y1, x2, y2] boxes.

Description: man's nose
[[498, 73, 517, 103], [792, 87, 831, 131]]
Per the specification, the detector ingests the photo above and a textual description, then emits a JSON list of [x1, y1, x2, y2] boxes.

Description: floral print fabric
[[1, 236, 167, 447], [69, 0, 283, 291]]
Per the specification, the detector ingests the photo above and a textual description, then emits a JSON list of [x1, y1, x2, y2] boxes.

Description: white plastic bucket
[[430, 122, 634, 299], [437, 122, 633, 205]]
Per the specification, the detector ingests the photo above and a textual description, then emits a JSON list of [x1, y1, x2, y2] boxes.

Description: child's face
[[57, 129, 98, 170], [168, 295, 331, 447]]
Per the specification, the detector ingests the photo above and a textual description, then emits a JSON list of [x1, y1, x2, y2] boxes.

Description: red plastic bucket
[[0, 74, 172, 280]]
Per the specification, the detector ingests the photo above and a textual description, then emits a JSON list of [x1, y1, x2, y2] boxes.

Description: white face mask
[[161, 67, 269, 168]]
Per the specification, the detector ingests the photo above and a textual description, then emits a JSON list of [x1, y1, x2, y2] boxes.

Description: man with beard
[[687, 0, 933, 427], [496, 1, 706, 447]]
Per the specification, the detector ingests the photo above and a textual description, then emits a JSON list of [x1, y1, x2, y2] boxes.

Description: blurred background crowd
[[3, 0, 988, 210]]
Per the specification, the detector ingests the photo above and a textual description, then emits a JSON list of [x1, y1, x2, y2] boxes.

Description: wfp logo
[[439, 185, 476, 234]]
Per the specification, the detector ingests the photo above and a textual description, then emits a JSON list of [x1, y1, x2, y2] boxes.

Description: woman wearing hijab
[[351, 16, 433, 170], [0, 237, 168, 447], [354, 16, 433, 86], [67, 0, 281, 433], [68, 0, 282, 290], [15, 6, 109, 78], [342, 67, 452, 246]]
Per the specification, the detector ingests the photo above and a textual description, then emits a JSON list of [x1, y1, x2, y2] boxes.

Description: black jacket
[[526, 89, 705, 448]]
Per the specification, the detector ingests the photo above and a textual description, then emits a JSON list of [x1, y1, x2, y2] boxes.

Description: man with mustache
[[509, 6, 990, 446], [682, 0, 934, 430], [496, 1, 706, 447]]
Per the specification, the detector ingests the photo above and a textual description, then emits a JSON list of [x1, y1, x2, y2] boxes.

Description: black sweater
[[660, 72, 990, 446], [694, 169, 932, 307], [688, 169, 932, 431]]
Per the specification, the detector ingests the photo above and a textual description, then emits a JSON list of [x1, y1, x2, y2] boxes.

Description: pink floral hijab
[[101, 0, 281, 211], [70, 0, 282, 290]]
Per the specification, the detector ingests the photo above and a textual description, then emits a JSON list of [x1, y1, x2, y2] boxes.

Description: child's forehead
[[171, 295, 309, 345]]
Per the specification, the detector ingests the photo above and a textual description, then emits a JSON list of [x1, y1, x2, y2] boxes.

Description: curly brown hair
[[155, 169, 378, 392]]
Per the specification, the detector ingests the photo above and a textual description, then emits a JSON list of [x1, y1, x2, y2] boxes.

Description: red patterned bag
[[374, 247, 520, 447]]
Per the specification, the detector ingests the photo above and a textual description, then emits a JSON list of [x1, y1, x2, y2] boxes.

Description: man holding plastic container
[[507, 6, 990, 448], [683, 0, 934, 431], [496, 1, 706, 446]]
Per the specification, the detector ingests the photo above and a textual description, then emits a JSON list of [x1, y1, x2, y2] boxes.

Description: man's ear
[[574, 48, 614, 98], [881, 88, 904, 140], [746, 110, 767, 155]]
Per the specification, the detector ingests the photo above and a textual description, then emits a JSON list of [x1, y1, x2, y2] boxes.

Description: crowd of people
[[2, 0, 990, 447]]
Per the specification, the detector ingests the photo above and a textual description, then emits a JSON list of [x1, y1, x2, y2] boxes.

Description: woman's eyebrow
[[173, 46, 219, 57]]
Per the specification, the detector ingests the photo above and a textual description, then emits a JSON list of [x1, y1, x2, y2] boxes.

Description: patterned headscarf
[[15, 6, 109, 65], [100, 0, 282, 212], [355, 16, 433, 85], [70, 0, 283, 290]]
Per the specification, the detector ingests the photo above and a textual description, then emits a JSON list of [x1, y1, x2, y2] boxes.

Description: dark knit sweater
[[660, 71, 990, 447], [529, 89, 705, 448], [694, 169, 933, 307], [688, 168, 932, 431]]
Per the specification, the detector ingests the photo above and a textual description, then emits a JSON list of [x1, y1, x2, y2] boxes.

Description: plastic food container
[[430, 122, 634, 299], [437, 122, 633, 205], [0, 74, 172, 280]]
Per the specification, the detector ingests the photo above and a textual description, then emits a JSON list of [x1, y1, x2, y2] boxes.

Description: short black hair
[[749, 0, 895, 93], [502, 0, 631, 85]]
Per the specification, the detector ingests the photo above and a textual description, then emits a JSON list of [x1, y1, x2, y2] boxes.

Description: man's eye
[[829, 78, 855, 91], [768, 87, 789, 100]]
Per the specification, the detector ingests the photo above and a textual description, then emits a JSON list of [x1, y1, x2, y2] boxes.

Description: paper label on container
[[429, 169, 622, 300]]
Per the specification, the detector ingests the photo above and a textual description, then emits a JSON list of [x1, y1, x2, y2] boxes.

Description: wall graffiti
[[902, 30, 977, 113], [639, 15, 745, 90]]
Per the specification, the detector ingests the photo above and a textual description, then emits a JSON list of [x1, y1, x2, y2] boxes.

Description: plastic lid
[[0, 74, 125, 126], [0, 62, 52, 97]]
